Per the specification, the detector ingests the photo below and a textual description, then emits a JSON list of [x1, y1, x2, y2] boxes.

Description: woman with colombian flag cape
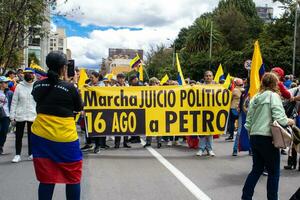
[[31, 51, 83, 200]]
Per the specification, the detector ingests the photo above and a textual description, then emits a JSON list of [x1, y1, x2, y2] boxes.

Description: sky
[[52, 0, 284, 69]]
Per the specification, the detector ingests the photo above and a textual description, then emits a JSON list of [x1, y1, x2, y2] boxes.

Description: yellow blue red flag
[[176, 53, 186, 85], [249, 41, 263, 98]]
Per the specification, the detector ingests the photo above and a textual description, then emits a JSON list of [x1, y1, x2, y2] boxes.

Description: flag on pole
[[78, 69, 89, 89], [223, 73, 231, 89], [160, 74, 169, 85], [176, 53, 186, 85], [30, 60, 47, 76], [137, 64, 144, 81], [130, 54, 142, 69], [249, 40, 263, 98], [214, 64, 225, 83]]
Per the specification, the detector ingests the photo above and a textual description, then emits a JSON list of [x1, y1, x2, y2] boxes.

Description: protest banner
[[82, 85, 231, 137]]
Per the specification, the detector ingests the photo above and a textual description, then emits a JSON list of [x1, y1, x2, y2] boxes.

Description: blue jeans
[[0, 117, 10, 148], [228, 108, 239, 138], [233, 113, 243, 152], [242, 135, 280, 200], [199, 135, 213, 152]]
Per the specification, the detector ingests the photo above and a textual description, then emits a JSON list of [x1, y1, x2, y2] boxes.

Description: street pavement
[[0, 132, 299, 200]]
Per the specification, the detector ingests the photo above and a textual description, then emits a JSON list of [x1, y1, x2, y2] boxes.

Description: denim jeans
[[0, 117, 10, 148], [228, 108, 239, 138], [233, 113, 243, 152], [242, 135, 280, 200], [199, 135, 213, 152]]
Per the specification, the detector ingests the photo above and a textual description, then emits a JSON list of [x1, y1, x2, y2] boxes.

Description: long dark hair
[[46, 51, 67, 85]]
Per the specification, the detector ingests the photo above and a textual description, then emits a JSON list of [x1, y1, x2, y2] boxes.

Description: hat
[[46, 51, 68, 72], [0, 76, 10, 82], [149, 77, 159, 85], [129, 74, 137, 82], [117, 73, 125, 78], [103, 77, 109, 82], [23, 68, 35, 73], [271, 67, 285, 79], [235, 78, 243, 86]]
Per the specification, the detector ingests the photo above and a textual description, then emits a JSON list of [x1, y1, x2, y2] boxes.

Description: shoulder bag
[[269, 93, 293, 149]]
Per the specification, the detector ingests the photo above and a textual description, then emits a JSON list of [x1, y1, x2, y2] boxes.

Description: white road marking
[[141, 139, 211, 200]]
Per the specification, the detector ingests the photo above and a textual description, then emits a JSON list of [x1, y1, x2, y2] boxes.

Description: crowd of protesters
[[0, 50, 300, 199]]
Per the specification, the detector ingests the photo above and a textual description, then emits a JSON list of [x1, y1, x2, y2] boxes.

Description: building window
[[58, 38, 64, 46]]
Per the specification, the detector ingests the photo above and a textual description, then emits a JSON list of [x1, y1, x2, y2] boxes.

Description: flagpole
[[292, 2, 299, 76], [209, 21, 213, 70], [142, 64, 150, 81]]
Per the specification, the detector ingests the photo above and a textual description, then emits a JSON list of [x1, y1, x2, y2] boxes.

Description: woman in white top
[[10, 69, 36, 163]]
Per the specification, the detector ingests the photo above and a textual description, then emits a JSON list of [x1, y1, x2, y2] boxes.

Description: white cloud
[[68, 27, 177, 67], [56, 0, 284, 68]]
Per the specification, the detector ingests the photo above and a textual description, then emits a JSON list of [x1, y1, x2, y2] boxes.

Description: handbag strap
[[269, 92, 273, 123]]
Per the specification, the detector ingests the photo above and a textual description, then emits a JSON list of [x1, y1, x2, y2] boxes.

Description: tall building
[[49, 27, 67, 54], [24, 3, 51, 69], [101, 48, 143, 75], [256, 5, 274, 23]]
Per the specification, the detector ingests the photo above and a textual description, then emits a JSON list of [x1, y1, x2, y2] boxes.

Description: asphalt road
[[0, 132, 299, 200]]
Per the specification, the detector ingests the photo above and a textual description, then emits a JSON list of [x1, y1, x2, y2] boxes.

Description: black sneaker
[[123, 143, 131, 148], [81, 144, 94, 152], [143, 143, 151, 148], [94, 147, 100, 154], [0, 147, 3, 155], [225, 136, 233, 141]]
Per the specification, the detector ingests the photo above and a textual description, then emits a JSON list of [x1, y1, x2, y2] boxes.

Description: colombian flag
[[31, 114, 82, 184], [214, 64, 225, 83], [130, 54, 142, 69], [249, 40, 263, 99], [176, 53, 186, 85]]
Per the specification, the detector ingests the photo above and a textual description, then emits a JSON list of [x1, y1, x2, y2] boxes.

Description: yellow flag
[[105, 73, 114, 80], [176, 53, 186, 85], [223, 73, 231, 89], [78, 69, 89, 89], [249, 41, 263, 98], [214, 64, 224, 83], [130, 54, 141, 69], [160, 74, 169, 85], [138, 64, 143, 81]]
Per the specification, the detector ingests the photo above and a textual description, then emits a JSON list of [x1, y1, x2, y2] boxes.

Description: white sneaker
[[28, 155, 33, 160], [167, 141, 172, 146], [196, 150, 203, 156], [208, 150, 215, 157], [12, 155, 21, 163]]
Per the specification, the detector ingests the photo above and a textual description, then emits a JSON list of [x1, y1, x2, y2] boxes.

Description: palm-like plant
[[185, 18, 223, 53]]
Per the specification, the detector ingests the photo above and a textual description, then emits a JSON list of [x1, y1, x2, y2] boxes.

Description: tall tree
[[185, 18, 223, 53]]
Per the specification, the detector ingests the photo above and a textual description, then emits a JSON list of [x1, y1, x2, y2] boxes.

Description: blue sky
[[52, 15, 143, 38]]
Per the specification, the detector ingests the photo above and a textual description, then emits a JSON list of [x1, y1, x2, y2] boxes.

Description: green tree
[[28, 52, 40, 66], [185, 18, 223, 53], [214, 6, 249, 50], [0, 0, 49, 69], [145, 44, 177, 80]]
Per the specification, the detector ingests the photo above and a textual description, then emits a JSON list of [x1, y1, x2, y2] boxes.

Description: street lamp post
[[167, 38, 175, 69], [209, 21, 213, 70], [292, 2, 299, 76]]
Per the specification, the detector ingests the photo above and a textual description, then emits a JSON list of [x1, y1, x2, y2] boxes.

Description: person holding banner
[[196, 71, 216, 157], [143, 77, 162, 148], [128, 74, 143, 144], [225, 78, 245, 141], [114, 73, 131, 148], [242, 73, 294, 200], [31, 51, 83, 200], [80, 71, 107, 153]]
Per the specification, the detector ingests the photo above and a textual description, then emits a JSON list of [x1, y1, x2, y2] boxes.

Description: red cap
[[271, 67, 285, 79]]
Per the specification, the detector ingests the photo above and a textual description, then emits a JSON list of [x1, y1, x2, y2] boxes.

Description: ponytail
[[47, 70, 59, 85]]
